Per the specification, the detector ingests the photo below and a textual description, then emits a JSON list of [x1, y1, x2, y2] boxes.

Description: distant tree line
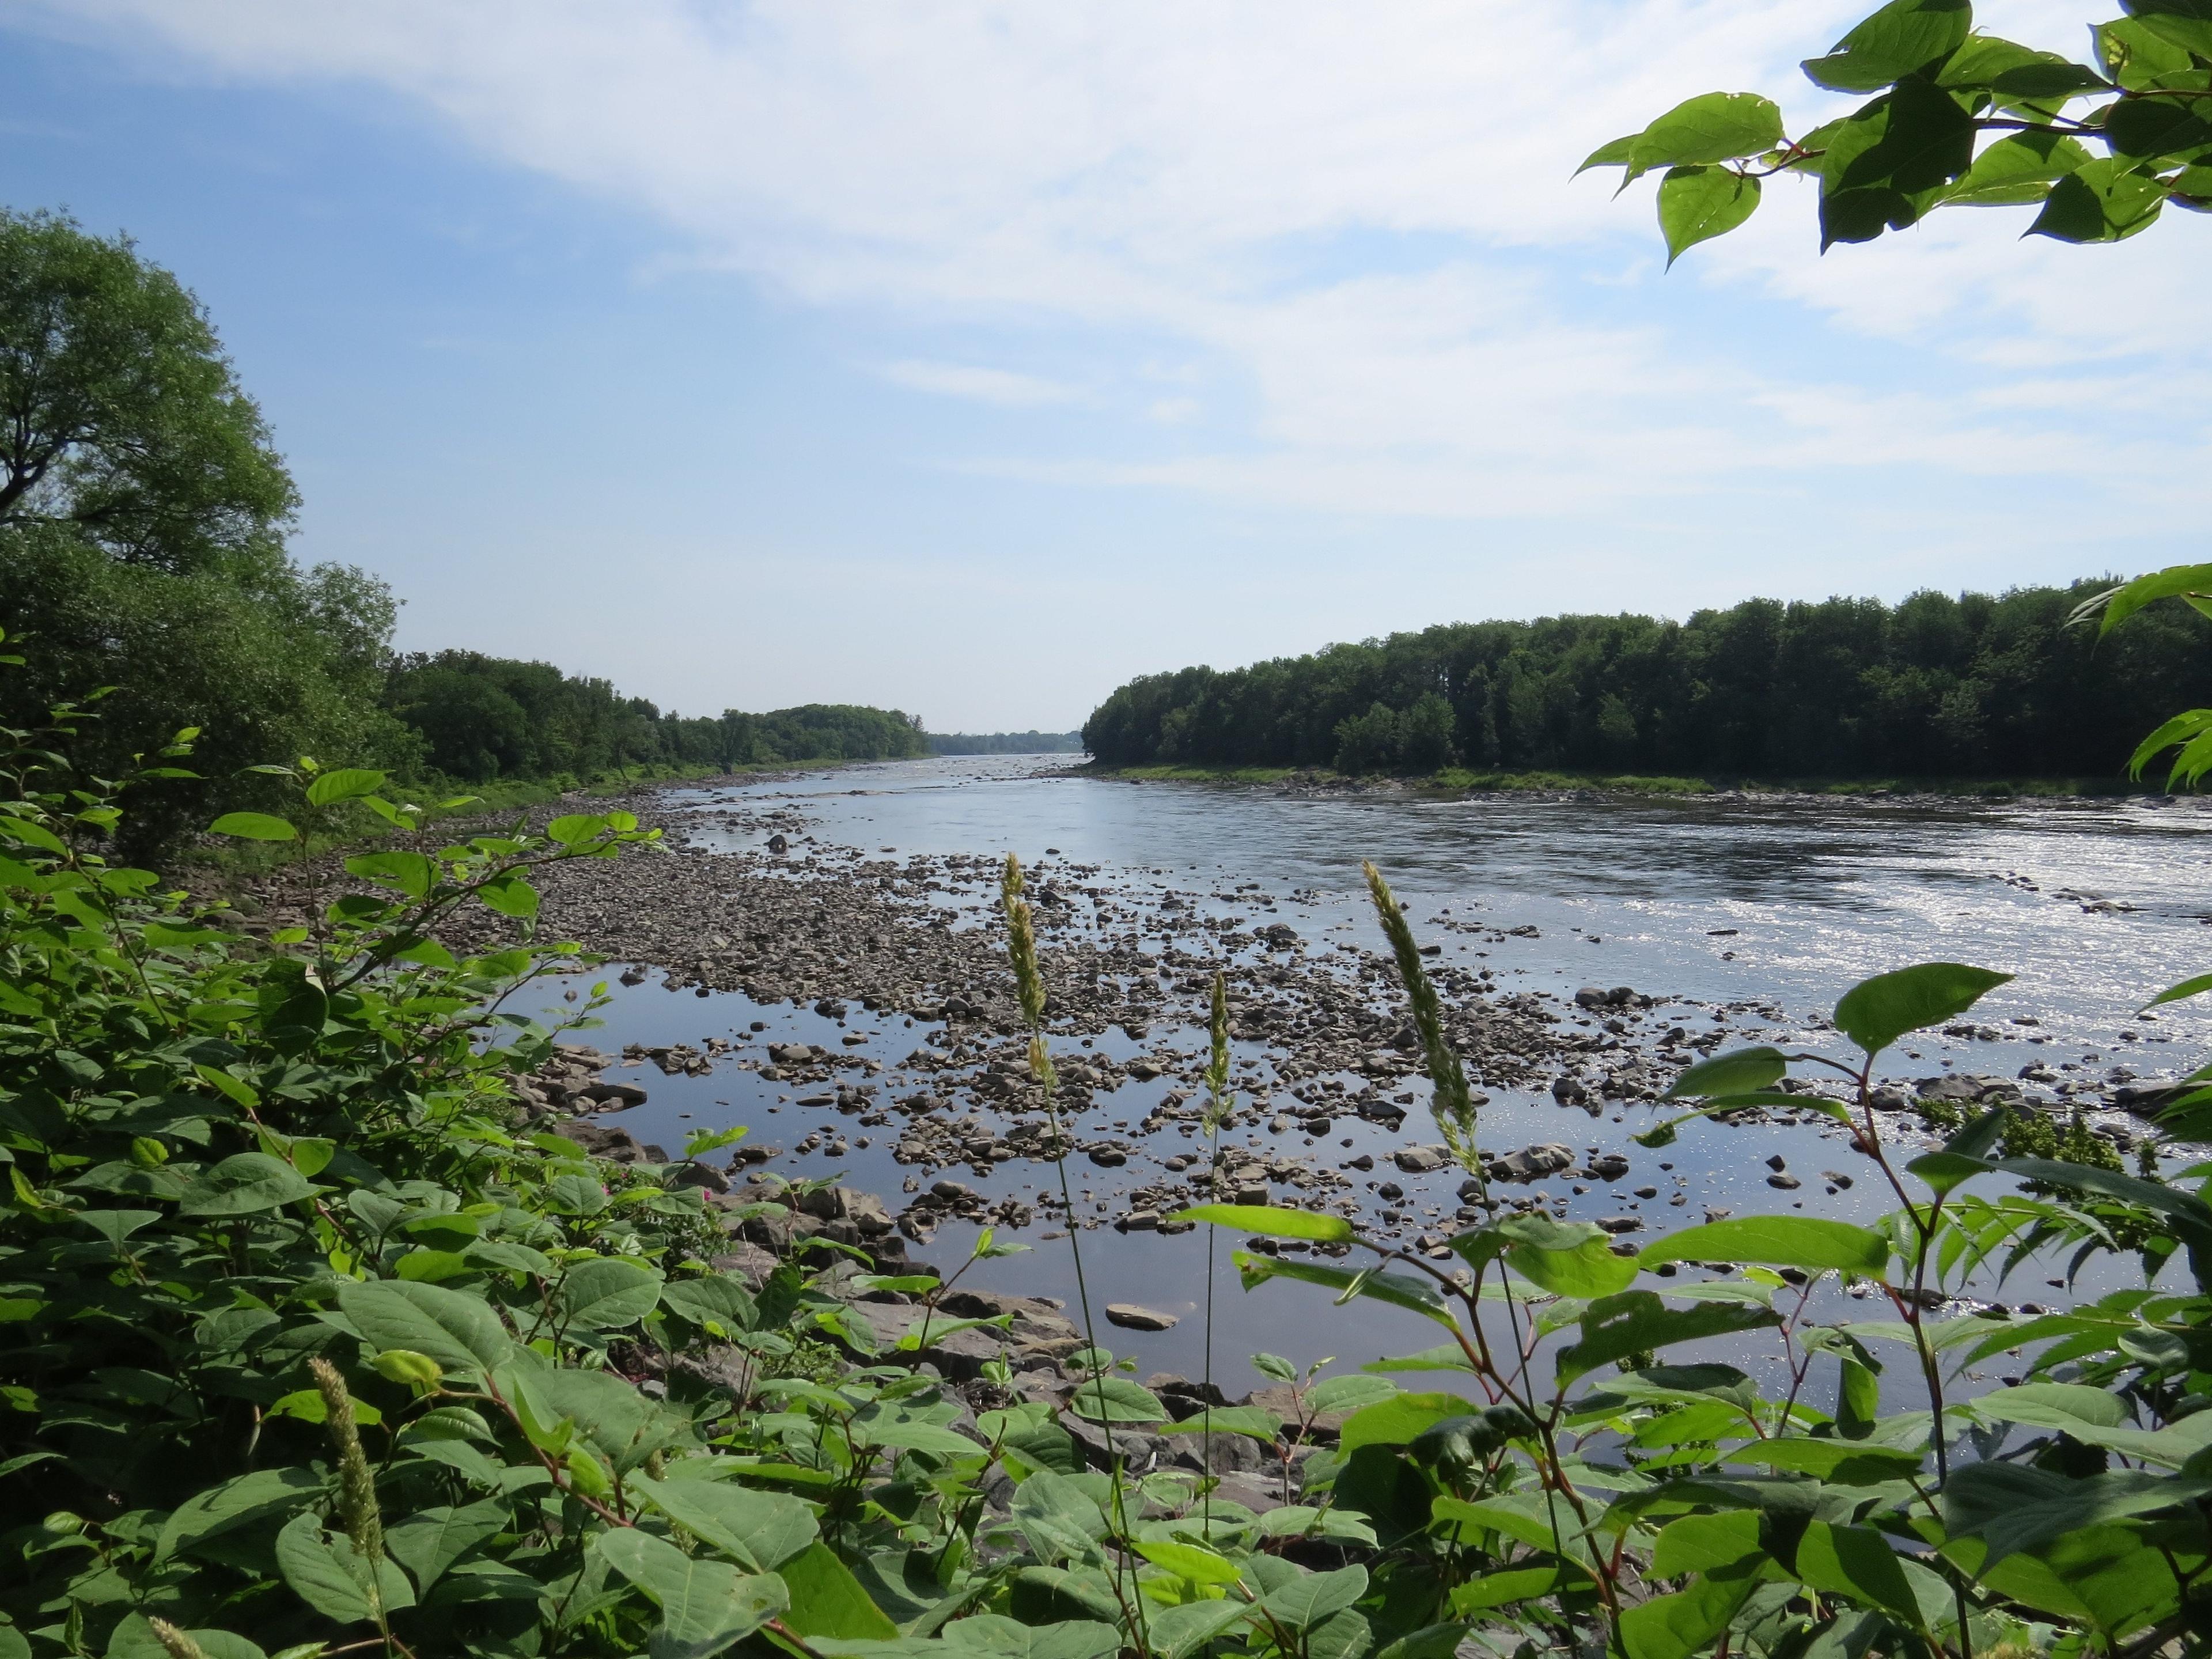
[[1082, 584, 2212, 782], [0, 208, 923, 855], [385, 650, 927, 782], [926, 730, 1084, 755]]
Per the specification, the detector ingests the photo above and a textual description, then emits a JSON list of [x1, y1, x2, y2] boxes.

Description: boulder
[[1488, 1143, 1575, 1183], [1105, 1304, 1179, 1332], [1392, 1145, 1450, 1175]]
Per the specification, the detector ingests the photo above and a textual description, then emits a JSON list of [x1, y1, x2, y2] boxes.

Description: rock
[[766, 833, 789, 853], [1491, 1143, 1575, 1183], [768, 1042, 817, 1065], [1170, 1431, 1267, 1476], [1551, 1076, 1588, 1105], [1765, 1154, 1787, 1172], [1105, 1304, 1179, 1331], [670, 1161, 731, 1195], [552, 1120, 648, 1162], [1767, 1173, 1801, 1190], [1086, 1146, 1128, 1168], [1392, 1145, 1450, 1175], [1588, 1153, 1630, 1180], [580, 1080, 648, 1108]]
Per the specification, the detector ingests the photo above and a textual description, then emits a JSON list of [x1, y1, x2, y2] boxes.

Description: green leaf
[[1639, 1217, 1889, 1274], [547, 813, 610, 846], [1657, 166, 1760, 266], [1721, 1438, 1923, 1482], [1339, 1392, 1475, 1453], [1665, 1046, 1789, 1100], [2090, 562, 2212, 637], [1234, 1250, 1459, 1329], [597, 1528, 791, 1659], [1157, 1403, 1283, 1442], [660, 1274, 756, 1335], [1943, 1462, 2212, 1565], [305, 768, 387, 807], [105, 1617, 266, 1659], [210, 812, 297, 842], [1577, 133, 1642, 174], [1651, 1511, 1763, 1578], [154, 1466, 323, 1562], [2029, 158, 2168, 243], [2146, 972, 2212, 1009], [1791, 1520, 1934, 1625], [1946, 130, 2096, 205], [1062, 1376, 1169, 1425], [555, 1257, 666, 1329], [1802, 0, 1974, 92], [1172, 1202, 1351, 1242], [275, 1513, 415, 1624], [1632, 92, 1784, 168], [474, 873, 541, 919], [344, 851, 437, 900], [1832, 961, 2011, 1056], [1144, 1600, 1252, 1659], [1904, 1151, 1991, 1195], [385, 1499, 507, 1593], [1260, 1565, 1369, 1630], [1135, 1538, 1242, 1586], [636, 1475, 820, 1569], [1556, 1291, 1781, 1385], [775, 1540, 897, 1641], [177, 1152, 317, 1216], [338, 1279, 514, 1374], [1460, 1214, 1639, 1298], [1618, 1572, 1758, 1659], [2128, 0, 2212, 58], [1971, 1381, 2128, 1431]]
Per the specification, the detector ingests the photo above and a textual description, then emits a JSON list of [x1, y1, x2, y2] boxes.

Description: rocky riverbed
[[232, 779, 2184, 1279]]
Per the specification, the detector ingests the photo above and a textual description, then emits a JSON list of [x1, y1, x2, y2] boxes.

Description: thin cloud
[[876, 359, 1080, 407]]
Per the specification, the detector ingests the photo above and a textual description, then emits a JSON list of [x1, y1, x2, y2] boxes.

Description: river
[[523, 757, 2212, 1401]]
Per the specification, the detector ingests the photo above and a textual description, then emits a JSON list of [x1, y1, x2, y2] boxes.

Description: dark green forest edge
[[0, 206, 925, 863], [18, 5, 2212, 1659], [1081, 584, 2212, 793]]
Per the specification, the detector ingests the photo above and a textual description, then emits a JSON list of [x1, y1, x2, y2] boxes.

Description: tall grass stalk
[[1200, 969, 1232, 1529], [999, 854, 1149, 1654]]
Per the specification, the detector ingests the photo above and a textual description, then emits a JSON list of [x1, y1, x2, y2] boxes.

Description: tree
[[1580, 0, 2212, 263], [1, 208, 297, 579]]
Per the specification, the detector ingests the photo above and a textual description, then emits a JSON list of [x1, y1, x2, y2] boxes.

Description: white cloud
[[16, 0, 2210, 533], [877, 359, 1078, 407]]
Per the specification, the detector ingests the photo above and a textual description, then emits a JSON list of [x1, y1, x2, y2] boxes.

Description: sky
[[2, 1, 2205, 733]]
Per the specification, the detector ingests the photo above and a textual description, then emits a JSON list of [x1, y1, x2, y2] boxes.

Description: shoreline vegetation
[[1088, 759, 2175, 801]]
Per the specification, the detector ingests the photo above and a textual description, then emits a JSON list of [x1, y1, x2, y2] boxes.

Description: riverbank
[[1092, 760, 2150, 801]]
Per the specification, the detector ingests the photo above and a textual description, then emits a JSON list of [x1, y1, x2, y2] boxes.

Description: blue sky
[[2, 1, 2204, 731]]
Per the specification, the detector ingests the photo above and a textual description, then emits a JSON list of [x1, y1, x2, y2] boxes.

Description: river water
[[527, 757, 2212, 1402]]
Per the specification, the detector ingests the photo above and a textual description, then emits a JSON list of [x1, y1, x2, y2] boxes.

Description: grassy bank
[[1089, 760, 2147, 799]]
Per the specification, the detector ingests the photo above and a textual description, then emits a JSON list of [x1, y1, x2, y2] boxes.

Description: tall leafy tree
[[1, 207, 297, 579]]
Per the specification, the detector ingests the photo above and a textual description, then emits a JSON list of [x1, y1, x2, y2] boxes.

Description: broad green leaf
[[1339, 1392, 1474, 1453], [1172, 1202, 1351, 1242], [1791, 1521, 1930, 1624], [1450, 1567, 1577, 1612], [305, 768, 387, 807], [1802, 0, 1974, 92], [1261, 1565, 1369, 1630], [275, 1513, 415, 1624], [555, 1256, 665, 1329], [547, 813, 610, 845], [385, 1499, 507, 1593], [1234, 1250, 1459, 1328], [1664, 1046, 1788, 1100], [597, 1528, 791, 1659], [2128, 0, 2212, 59], [1651, 1511, 1763, 1577], [210, 812, 297, 842], [1631, 92, 1784, 169], [154, 1467, 323, 1562], [937, 1615, 1121, 1659], [177, 1152, 317, 1217], [1144, 1600, 1251, 1659], [338, 1279, 514, 1374], [1304, 1373, 1401, 1414], [1157, 1403, 1283, 1441], [1721, 1438, 1922, 1482], [344, 851, 437, 900], [1134, 1539, 1241, 1586], [1577, 133, 1641, 174], [1639, 1217, 1888, 1274], [1943, 1461, 2212, 1565], [1464, 1214, 1639, 1298], [1556, 1291, 1781, 1385], [1969, 1381, 2128, 1431], [660, 1274, 756, 1335], [2028, 158, 2166, 243], [1832, 962, 2011, 1056], [1945, 131, 2094, 206], [1658, 166, 1760, 264], [775, 1540, 897, 1641], [475, 873, 541, 919], [1063, 1376, 1168, 1425], [2147, 972, 2212, 1009], [637, 1474, 819, 1569], [105, 1618, 265, 1659], [1617, 1571, 1758, 1659]]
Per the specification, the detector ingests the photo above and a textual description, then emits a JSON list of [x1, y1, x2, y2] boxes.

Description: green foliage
[[1081, 578, 2212, 781], [1585, 0, 2212, 258], [384, 649, 929, 784]]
